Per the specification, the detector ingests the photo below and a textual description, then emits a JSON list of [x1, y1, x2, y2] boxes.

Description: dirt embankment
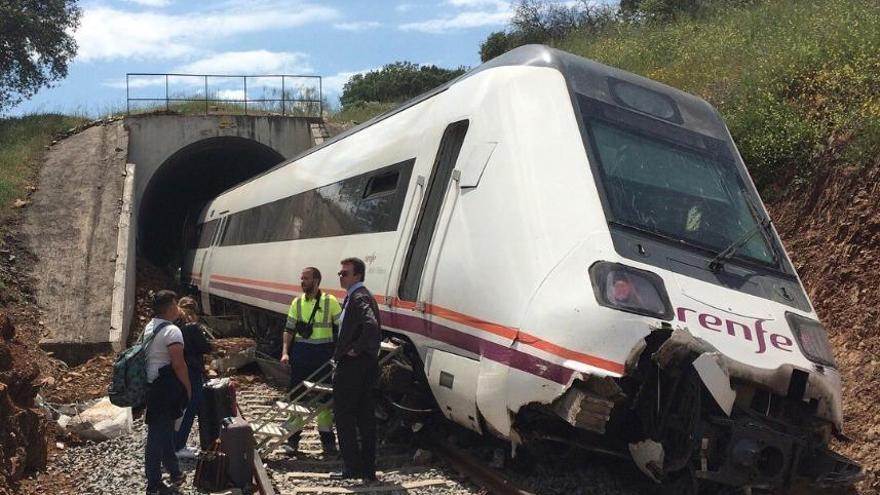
[[767, 163, 880, 493], [0, 221, 60, 494]]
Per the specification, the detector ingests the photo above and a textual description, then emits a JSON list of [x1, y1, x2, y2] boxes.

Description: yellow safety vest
[[285, 292, 341, 344]]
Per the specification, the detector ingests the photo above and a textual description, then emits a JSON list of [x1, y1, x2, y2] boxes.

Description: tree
[[341, 62, 467, 108], [0, 0, 81, 113], [480, 31, 511, 62], [478, 0, 620, 62]]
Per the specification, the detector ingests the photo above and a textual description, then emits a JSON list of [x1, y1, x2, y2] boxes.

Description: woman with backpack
[[173, 296, 213, 459]]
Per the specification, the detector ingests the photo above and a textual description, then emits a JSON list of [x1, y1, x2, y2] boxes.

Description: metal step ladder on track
[[252, 341, 403, 452]]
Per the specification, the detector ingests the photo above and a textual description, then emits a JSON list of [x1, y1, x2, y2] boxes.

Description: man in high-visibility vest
[[280, 266, 342, 455]]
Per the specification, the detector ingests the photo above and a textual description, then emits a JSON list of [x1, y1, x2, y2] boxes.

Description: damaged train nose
[[621, 325, 863, 491]]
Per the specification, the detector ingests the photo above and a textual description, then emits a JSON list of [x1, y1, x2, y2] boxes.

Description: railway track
[[237, 381, 536, 495]]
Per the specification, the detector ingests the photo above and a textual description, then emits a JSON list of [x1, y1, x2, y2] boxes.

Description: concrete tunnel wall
[[111, 114, 320, 348]]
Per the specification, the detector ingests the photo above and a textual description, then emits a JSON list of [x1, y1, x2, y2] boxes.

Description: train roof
[[216, 44, 724, 200]]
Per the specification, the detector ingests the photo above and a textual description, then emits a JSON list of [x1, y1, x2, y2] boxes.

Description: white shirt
[[143, 318, 184, 383]]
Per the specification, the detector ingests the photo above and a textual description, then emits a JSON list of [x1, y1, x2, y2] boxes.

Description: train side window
[[363, 170, 400, 199], [197, 219, 219, 249], [399, 120, 469, 302]]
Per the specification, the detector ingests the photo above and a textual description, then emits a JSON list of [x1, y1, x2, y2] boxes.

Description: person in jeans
[[144, 290, 192, 495], [173, 296, 212, 458]]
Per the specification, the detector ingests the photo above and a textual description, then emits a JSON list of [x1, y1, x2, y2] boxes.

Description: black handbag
[[194, 439, 229, 491]]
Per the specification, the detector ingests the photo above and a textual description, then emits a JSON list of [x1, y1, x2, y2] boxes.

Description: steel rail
[[426, 436, 536, 495]]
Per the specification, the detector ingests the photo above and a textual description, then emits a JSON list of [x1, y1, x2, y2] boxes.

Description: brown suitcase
[[220, 415, 255, 489]]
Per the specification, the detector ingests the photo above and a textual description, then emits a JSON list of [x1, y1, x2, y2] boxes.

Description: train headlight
[[589, 262, 673, 320], [785, 313, 837, 368]]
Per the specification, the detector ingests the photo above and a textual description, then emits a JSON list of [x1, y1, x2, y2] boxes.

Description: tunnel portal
[[138, 137, 285, 267]]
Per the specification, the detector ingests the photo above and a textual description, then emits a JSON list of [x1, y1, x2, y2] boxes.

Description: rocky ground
[[768, 161, 880, 493]]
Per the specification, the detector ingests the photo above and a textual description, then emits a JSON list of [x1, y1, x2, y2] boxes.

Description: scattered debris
[[57, 397, 132, 441]]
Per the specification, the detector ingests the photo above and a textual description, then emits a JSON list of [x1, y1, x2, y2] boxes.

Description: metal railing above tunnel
[[125, 73, 323, 117]]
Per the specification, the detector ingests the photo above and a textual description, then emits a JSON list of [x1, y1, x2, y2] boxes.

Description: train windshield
[[580, 97, 777, 267]]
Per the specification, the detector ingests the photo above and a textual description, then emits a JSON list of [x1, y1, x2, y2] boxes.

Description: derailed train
[[181, 45, 862, 491]]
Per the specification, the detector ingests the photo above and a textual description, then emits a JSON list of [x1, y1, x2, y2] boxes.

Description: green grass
[[0, 114, 88, 224], [555, 0, 880, 193], [326, 101, 398, 125]]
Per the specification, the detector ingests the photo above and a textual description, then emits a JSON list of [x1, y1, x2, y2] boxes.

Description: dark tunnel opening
[[138, 137, 285, 269]]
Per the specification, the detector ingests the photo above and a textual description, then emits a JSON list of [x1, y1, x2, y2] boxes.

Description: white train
[[181, 45, 861, 491]]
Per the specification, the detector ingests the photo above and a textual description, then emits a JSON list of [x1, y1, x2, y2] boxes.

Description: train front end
[[516, 48, 863, 491]]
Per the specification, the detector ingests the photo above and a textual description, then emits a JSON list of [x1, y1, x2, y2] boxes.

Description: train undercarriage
[[514, 325, 864, 493]]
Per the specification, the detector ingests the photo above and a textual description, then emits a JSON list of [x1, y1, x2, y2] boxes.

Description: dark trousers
[[145, 366, 186, 489], [333, 354, 378, 477], [174, 365, 204, 451], [145, 416, 181, 489]]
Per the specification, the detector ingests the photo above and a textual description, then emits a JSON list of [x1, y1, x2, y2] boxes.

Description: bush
[[556, 0, 880, 192], [341, 62, 466, 108]]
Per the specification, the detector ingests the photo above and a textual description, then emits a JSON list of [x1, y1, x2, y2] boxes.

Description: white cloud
[[395, 3, 417, 12], [321, 67, 380, 96], [215, 89, 246, 100], [399, 9, 511, 33], [333, 20, 382, 31], [102, 51, 315, 92], [444, 0, 507, 7], [74, 2, 338, 61], [174, 51, 313, 74], [122, 0, 173, 7]]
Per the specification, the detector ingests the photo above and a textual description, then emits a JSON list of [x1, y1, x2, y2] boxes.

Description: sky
[[11, 0, 534, 116]]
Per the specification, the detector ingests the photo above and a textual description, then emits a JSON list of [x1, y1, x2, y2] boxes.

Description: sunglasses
[[338, 270, 351, 277]]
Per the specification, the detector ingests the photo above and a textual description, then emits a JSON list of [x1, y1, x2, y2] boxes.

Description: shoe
[[145, 481, 176, 495], [174, 447, 197, 459], [169, 472, 186, 488], [328, 470, 361, 480]]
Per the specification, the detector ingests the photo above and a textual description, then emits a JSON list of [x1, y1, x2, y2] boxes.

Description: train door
[[397, 119, 469, 311], [393, 120, 489, 433], [199, 214, 227, 315]]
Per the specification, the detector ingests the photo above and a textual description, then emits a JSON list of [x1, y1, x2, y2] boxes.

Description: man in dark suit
[[331, 257, 381, 481]]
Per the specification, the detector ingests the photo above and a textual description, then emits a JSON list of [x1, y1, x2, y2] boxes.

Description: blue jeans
[[174, 366, 203, 451], [145, 416, 181, 489]]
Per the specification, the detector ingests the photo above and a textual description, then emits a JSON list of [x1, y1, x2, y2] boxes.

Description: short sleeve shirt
[[143, 318, 184, 382]]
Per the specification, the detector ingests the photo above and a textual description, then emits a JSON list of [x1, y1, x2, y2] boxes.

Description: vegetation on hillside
[[339, 62, 466, 111], [479, 0, 755, 62], [553, 0, 880, 192], [0, 114, 88, 223]]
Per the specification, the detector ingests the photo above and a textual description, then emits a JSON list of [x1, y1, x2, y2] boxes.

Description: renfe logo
[[676, 307, 794, 354]]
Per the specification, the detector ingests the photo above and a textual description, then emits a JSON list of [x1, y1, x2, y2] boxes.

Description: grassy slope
[[0, 114, 88, 224], [556, 0, 880, 193]]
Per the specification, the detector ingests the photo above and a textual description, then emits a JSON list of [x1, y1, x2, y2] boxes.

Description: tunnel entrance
[[138, 136, 285, 268]]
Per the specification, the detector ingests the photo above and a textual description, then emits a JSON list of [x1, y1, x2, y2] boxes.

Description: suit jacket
[[334, 285, 381, 362]]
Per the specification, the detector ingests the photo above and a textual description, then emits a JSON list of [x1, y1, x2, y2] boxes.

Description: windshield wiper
[[608, 220, 716, 254], [708, 215, 772, 272]]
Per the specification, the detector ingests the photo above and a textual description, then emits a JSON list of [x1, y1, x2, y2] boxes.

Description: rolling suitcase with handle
[[199, 378, 238, 449], [220, 415, 255, 490]]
